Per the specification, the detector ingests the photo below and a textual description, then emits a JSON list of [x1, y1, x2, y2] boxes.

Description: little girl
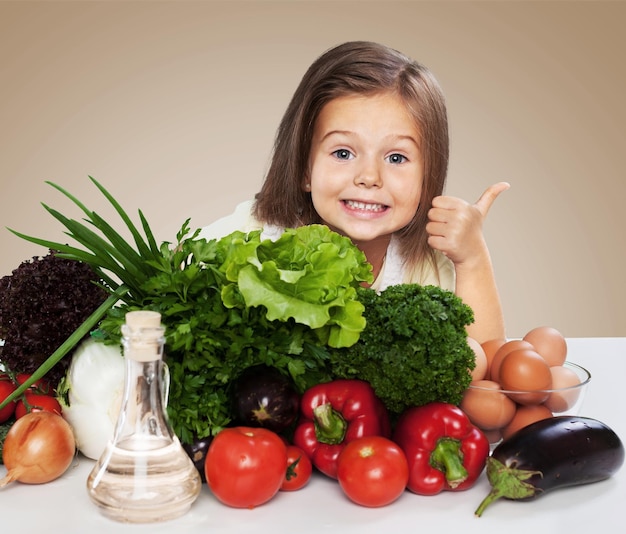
[[200, 41, 508, 343]]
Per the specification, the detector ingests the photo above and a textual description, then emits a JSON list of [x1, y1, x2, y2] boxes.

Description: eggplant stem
[[474, 457, 543, 517]]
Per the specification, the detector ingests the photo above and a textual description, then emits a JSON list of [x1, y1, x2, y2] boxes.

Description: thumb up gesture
[[426, 182, 510, 266]]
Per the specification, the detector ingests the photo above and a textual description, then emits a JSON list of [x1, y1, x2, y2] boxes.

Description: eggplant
[[475, 416, 624, 516], [232, 364, 300, 433], [182, 435, 213, 483]]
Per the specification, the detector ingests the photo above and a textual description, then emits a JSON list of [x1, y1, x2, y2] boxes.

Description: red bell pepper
[[393, 402, 489, 495], [292, 379, 391, 479]]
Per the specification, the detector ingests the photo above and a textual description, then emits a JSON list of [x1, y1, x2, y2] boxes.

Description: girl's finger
[[474, 182, 510, 217]]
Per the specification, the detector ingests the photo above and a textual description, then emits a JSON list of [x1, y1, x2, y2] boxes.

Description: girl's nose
[[354, 158, 382, 188]]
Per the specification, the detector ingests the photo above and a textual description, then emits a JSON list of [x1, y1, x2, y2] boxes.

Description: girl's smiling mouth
[[343, 199, 388, 213]]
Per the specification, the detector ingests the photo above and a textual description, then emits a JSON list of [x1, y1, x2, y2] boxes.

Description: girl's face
[[307, 92, 423, 251]]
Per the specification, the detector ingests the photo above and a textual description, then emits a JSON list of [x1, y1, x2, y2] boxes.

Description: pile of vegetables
[[202, 395, 490, 509], [96, 222, 373, 444], [0, 177, 624, 518], [0, 177, 475, 448], [200, 391, 624, 510]]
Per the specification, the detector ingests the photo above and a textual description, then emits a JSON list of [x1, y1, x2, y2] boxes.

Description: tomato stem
[[285, 456, 301, 481]]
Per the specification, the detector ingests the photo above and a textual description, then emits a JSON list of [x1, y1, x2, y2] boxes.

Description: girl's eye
[[332, 149, 353, 160], [387, 153, 407, 164]]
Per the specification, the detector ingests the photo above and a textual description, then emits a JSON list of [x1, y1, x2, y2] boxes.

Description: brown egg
[[502, 404, 553, 440], [523, 326, 567, 367], [480, 338, 506, 380], [544, 365, 583, 413], [499, 349, 552, 405], [490, 339, 534, 383], [467, 337, 488, 381], [460, 379, 516, 431]]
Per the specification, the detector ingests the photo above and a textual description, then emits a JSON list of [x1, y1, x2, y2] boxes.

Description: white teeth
[[345, 200, 386, 211]]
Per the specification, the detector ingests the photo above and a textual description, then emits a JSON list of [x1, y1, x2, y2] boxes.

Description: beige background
[[1, 1, 624, 338]]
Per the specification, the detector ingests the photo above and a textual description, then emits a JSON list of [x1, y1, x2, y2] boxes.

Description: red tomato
[[0, 379, 17, 423], [337, 435, 409, 507], [16, 373, 52, 394], [205, 426, 287, 508], [281, 445, 313, 491], [15, 392, 63, 419]]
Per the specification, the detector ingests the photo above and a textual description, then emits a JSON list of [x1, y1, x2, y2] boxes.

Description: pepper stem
[[312, 403, 347, 445], [430, 437, 468, 489]]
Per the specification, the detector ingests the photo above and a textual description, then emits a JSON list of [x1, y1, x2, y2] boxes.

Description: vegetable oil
[[87, 311, 201, 523]]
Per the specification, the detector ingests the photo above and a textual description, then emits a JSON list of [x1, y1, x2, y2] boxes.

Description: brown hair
[[254, 41, 449, 272]]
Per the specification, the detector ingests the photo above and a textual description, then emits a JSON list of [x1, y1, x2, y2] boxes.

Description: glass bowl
[[460, 361, 591, 445]]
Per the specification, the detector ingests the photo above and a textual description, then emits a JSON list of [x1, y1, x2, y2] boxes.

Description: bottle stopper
[[123, 310, 164, 362], [125, 310, 162, 329]]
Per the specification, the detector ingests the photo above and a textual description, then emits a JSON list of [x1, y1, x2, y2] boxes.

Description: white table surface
[[1, 337, 624, 533]]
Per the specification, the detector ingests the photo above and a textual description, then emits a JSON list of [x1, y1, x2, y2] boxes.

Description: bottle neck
[[122, 324, 165, 363], [113, 332, 175, 447]]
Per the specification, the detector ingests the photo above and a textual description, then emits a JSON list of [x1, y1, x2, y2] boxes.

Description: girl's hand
[[426, 182, 510, 266]]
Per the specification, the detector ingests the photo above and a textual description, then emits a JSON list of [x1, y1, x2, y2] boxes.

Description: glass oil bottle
[[86, 310, 201, 523]]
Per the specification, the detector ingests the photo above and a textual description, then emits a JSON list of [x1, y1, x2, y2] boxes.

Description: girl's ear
[[301, 172, 311, 192]]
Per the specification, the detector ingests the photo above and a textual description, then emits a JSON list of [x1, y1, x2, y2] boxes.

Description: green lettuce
[[220, 225, 371, 347]]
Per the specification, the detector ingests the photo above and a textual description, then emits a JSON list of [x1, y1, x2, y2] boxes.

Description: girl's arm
[[426, 182, 510, 343]]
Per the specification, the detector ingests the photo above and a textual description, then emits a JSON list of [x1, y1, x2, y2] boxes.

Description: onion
[[1, 411, 76, 487]]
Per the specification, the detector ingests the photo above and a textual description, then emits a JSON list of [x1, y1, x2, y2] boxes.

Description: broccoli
[[329, 284, 475, 419]]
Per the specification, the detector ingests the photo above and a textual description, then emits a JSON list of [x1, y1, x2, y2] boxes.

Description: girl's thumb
[[474, 182, 510, 217]]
